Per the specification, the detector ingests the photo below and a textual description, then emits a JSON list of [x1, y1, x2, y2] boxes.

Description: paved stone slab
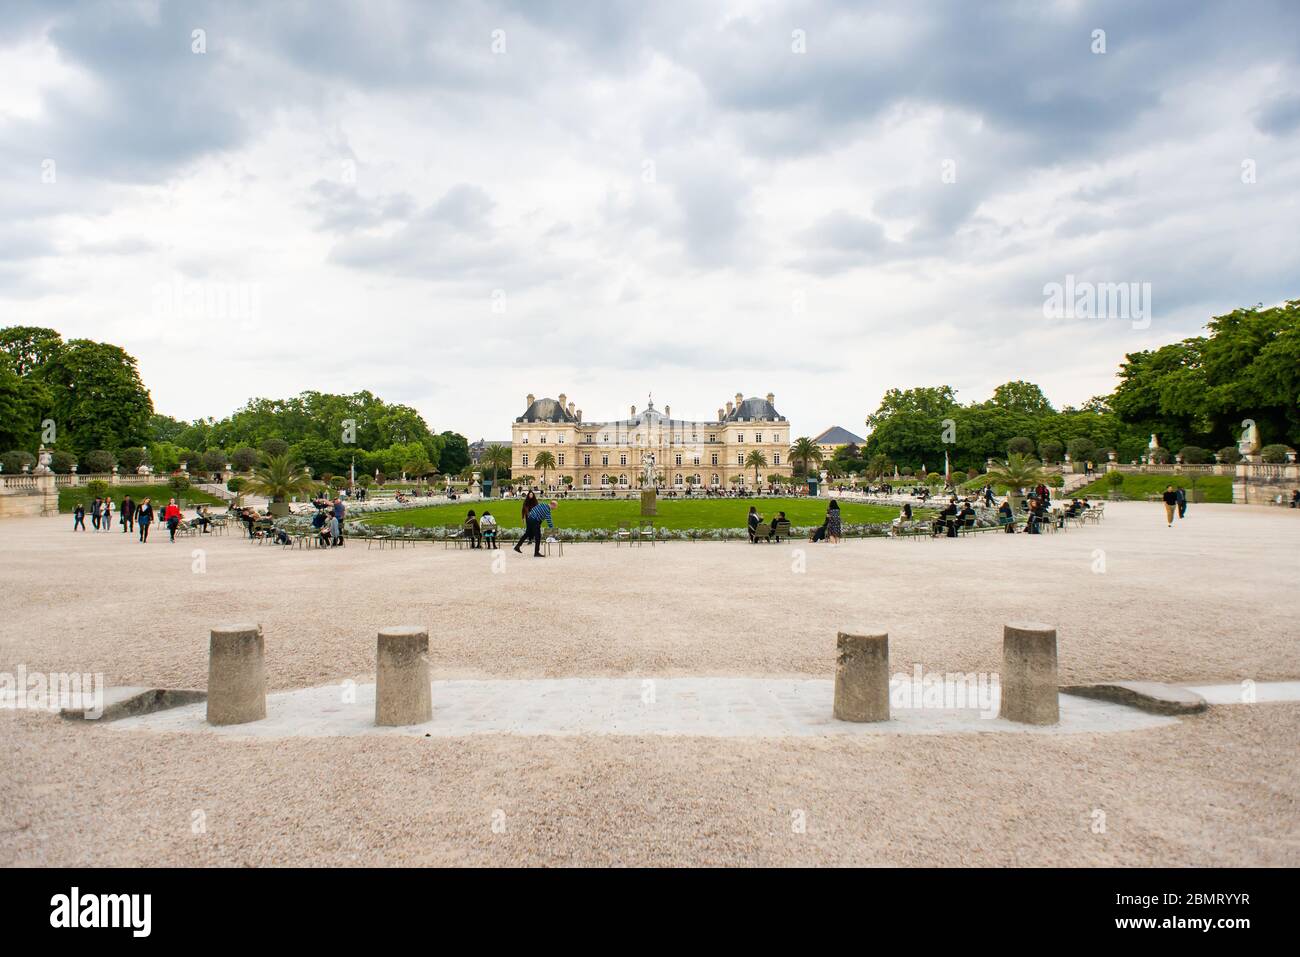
[[1059, 681, 1208, 715], [106, 678, 1178, 739]]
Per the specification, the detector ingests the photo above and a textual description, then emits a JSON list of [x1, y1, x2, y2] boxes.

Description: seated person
[[463, 510, 483, 548], [933, 501, 958, 537], [194, 506, 212, 531], [479, 511, 498, 547], [767, 511, 789, 541], [317, 519, 332, 547], [747, 506, 761, 542], [957, 502, 975, 526], [997, 498, 1015, 532]]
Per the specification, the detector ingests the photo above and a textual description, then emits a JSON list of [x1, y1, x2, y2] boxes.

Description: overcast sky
[[2, 0, 1298, 441]]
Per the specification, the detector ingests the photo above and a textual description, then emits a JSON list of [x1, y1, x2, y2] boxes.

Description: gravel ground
[[1, 501, 1297, 866]]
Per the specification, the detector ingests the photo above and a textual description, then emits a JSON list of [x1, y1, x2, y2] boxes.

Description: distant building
[[813, 426, 865, 459], [468, 439, 511, 465], [511, 391, 792, 490]]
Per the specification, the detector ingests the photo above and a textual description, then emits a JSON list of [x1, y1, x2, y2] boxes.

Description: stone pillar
[[206, 623, 266, 725], [833, 631, 890, 722], [375, 626, 432, 726], [999, 622, 1059, 725]]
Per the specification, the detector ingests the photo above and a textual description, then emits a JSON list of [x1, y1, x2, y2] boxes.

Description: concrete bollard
[[375, 626, 432, 726], [833, 631, 890, 722], [999, 621, 1060, 725], [206, 623, 266, 725]]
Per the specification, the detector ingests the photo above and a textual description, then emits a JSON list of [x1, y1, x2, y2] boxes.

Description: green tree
[[40, 339, 153, 455], [0, 326, 65, 376], [533, 450, 556, 486], [744, 449, 768, 486], [789, 437, 823, 477], [481, 443, 511, 494]]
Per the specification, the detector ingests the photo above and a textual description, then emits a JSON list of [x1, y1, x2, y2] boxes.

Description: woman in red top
[[163, 498, 183, 542]]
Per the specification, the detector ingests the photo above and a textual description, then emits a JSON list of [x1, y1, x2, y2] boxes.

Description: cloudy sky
[[2, 0, 1298, 441]]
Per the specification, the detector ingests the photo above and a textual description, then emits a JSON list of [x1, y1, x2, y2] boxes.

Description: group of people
[[309, 497, 347, 547], [458, 509, 500, 548], [73, 495, 186, 541], [745, 501, 844, 544]]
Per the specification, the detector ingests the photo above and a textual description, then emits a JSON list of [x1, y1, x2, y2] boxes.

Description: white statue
[[642, 453, 656, 488]]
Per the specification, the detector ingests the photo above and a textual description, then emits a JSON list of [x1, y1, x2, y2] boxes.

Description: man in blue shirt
[[516, 499, 557, 556]]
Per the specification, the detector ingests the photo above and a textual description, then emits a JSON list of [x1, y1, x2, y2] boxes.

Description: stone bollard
[[833, 631, 890, 722], [206, 623, 266, 725], [999, 622, 1059, 725], [375, 626, 432, 726]]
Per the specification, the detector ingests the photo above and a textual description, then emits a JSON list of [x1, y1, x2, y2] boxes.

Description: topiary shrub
[[1106, 471, 1124, 488], [1217, 446, 1242, 464], [1178, 445, 1210, 464], [119, 447, 149, 472], [1007, 436, 1035, 456], [50, 450, 76, 473], [86, 479, 110, 500], [926, 472, 943, 484], [1261, 444, 1290, 464], [83, 449, 117, 474], [2, 450, 36, 473]]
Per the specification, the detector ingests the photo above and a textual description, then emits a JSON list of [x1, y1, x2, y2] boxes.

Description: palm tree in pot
[[246, 452, 315, 517]]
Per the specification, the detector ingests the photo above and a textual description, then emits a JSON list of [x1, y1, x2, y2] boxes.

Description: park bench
[[751, 522, 772, 542]]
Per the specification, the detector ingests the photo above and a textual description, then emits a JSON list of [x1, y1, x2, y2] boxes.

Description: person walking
[[137, 498, 153, 542], [91, 496, 102, 530], [101, 497, 113, 532], [517, 499, 557, 557], [1162, 485, 1178, 527], [514, 491, 539, 553], [73, 502, 86, 531], [1175, 485, 1188, 519], [120, 495, 135, 533], [163, 498, 183, 541]]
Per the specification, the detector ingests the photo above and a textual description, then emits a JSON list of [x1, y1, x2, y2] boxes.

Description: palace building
[[510, 392, 792, 490]]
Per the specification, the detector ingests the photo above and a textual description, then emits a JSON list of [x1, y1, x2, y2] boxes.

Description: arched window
[[583, 474, 590, 486], [674, 473, 683, 486], [619, 474, 628, 486], [711, 473, 719, 486]]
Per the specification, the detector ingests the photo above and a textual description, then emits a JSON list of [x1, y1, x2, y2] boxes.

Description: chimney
[[766, 392, 774, 405], [576, 409, 582, 422], [567, 401, 575, 417], [664, 405, 670, 418], [735, 392, 743, 407], [631, 405, 636, 416], [526, 393, 535, 407], [558, 393, 567, 408], [726, 401, 734, 415], [718, 408, 725, 421]]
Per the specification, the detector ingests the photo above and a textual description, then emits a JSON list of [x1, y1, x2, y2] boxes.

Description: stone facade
[[510, 392, 792, 490]]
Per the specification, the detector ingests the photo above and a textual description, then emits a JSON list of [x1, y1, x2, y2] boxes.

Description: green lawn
[[359, 497, 909, 530], [58, 484, 226, 512], [1073, 473, 1233, 503]]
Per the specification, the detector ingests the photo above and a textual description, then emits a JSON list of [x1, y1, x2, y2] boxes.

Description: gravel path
[[1, 502, 1297, 865]]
